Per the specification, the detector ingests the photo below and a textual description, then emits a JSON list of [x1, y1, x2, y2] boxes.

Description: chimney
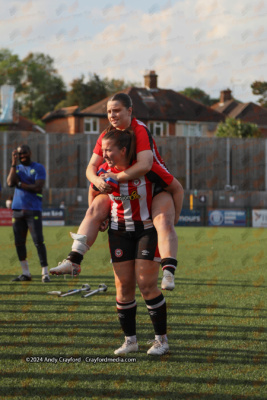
[[220, 89, 232, 104], [144, 70, 158, 90]]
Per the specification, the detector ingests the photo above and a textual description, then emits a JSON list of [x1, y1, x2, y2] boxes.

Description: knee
[[153, 213, 175, 234], [116, 287, 135, 303], [139, 282, 155, 299], [34, 241, 45, 248], [85, 205, 102, 222], [86, 200, 109, 222]]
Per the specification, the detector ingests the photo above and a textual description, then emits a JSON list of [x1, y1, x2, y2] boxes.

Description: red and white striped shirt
[[94, 162, 173, 231]]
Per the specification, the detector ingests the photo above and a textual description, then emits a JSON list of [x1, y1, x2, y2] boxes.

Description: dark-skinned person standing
[[7, 144, 50, 283]]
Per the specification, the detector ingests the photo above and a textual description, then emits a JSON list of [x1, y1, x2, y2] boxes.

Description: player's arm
[[86, 153, 112, 193], [103, 150, 153, 183], [7, 150, 19, 187], [164, 178, 184, 225], [18, 179, 45, 193]]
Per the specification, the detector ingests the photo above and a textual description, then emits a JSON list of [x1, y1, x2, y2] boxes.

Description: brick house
[[42, 106, 80, 134], [42, 71, 224, 136], [211, 89, 267, 136]]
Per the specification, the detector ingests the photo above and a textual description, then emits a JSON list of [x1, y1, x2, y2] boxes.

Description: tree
[[0, 49, 66, 123], [180, 87, 218, 106], [103, 78, 140, 96], [56, 74, 107, 110], [216, 117, 261, 138], [251, 81, 267, 108], [0, 49, 24, 90], [20, 52, 66, 121], [56, 75, 140, 110]]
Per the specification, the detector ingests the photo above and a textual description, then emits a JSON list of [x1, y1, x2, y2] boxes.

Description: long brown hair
[[103, 128, 136, 165]]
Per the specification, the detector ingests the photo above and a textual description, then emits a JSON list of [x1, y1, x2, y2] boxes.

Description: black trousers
[[12, 210, 48, 267]]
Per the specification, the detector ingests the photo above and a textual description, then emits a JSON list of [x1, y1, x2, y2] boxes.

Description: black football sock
[[116, 299, 137, 337], [145, 293, 167, 335], [67, 251, 83, 265], [161, 257, 177, 275]]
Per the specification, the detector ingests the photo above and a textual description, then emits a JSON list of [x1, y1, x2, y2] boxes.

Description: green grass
[[0, 226, 266, 400]]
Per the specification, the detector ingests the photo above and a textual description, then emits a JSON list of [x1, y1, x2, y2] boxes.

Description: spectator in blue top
[[7, 144, 50, 283]]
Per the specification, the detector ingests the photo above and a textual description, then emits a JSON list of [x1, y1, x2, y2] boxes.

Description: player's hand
[[99, 219, 109, 232], [12, 150, 18, 165], [102, 172, 118, 182], [94, 176, 112, 193]]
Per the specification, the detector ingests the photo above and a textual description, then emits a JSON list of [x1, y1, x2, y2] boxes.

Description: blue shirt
[[12, 162, 46, 211]]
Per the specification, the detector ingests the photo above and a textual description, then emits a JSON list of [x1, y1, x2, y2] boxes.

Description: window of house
[[84, 117, 99, 134], [183, 124, 202, 137], [148, 121, 169, 136]]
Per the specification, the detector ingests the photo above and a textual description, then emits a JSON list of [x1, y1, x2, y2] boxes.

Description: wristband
[[11, 165, 16, 168]]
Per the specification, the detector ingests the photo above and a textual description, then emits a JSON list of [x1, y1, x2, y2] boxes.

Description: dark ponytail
[[109, 93, 132, 109], [103, 128, 136, 165]]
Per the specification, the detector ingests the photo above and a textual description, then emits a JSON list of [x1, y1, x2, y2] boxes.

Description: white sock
[[155, 334, 168, 342], [126, 335, 137, 343], [42, 266, 48, 276], [70, 233, 90, 255], [20, 260, 30, 276]]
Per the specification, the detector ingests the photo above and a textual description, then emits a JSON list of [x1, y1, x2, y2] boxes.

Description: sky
[[0, 0, 266, 103]]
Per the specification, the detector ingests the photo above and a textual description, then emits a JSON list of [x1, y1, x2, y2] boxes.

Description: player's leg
[[109, 230, 138, 355], [135, 228, 169, 355], [135, 259, 169, 355], [152, 191, 178, 290], [27, 210, 50, 283], [12, 211, 31, 281], [50, 194, 110, 276]]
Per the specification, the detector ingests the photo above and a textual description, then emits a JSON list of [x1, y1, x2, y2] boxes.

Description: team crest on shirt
[[132, 179, 141, 187], [115, 249, 123, 258], [30, 169, 35, 175]]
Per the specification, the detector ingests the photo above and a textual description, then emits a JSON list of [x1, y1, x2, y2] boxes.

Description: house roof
[[212, 100, 267, 126], [81, 87, 225, 123], [211, 99, 241, 115], [42, 106, 80, 122], [0, 114, 45, 133]]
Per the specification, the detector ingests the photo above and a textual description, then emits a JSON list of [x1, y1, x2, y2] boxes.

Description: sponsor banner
[[208, 209, 246, 227], [0, 85, 15, 123], [252, 210, 267, 228], [177, 209, 202, 226], [42, 209, 65, 226], [0, 208, 13, 226]]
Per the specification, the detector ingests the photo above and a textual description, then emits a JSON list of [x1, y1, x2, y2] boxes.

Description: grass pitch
[[0, 226, 266, 400]]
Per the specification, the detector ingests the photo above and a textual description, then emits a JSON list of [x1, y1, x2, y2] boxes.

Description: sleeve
[[93, 131, 106, 157], [134, 124, 154, 154], [35, 164, 46, 180], [146, 162, 173, 188]]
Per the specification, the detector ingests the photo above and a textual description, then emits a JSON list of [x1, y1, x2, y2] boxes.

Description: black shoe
[[12, 274, 32, 282]]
